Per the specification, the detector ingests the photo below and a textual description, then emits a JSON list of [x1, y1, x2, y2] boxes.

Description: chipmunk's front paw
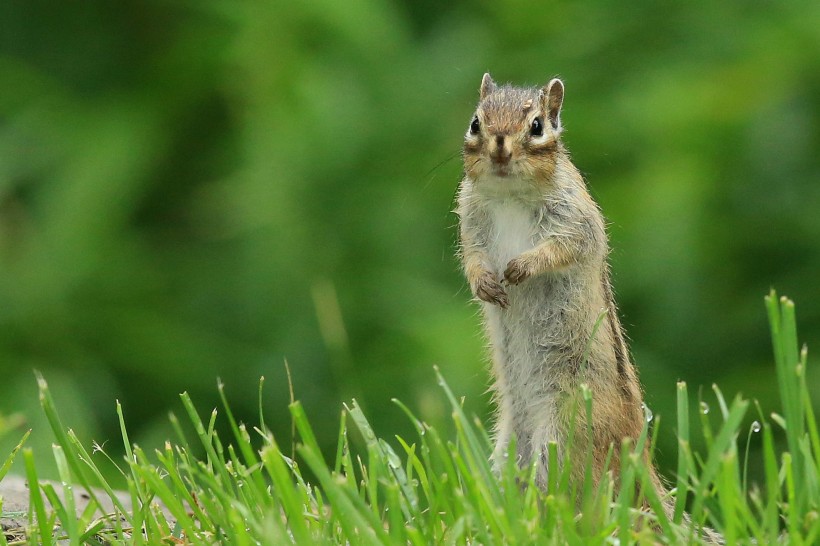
[[472, 273, 509, 308], [503, 257, 532, 285]]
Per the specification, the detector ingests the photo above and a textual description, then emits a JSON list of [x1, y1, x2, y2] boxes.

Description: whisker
[[422, 148, 462, 193], [425, 149, 462, 179]]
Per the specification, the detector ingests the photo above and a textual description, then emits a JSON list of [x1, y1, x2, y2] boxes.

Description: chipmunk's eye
[[530, 117, 544, 137], [469, 116, 480, 135]]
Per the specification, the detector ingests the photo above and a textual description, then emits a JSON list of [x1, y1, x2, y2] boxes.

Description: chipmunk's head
[[463, 73, 565, 188]]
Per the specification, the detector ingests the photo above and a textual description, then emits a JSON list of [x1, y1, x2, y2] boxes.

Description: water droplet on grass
[[700, 401, 710, 415], [641, 403, 653, 422], [751, 421, 761, 433]]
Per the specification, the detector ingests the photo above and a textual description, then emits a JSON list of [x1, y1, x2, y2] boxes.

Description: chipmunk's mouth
[[491, 163, 512, 177]]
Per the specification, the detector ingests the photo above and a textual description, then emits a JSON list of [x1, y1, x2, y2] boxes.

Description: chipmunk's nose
[[491, 135, 512, 165]]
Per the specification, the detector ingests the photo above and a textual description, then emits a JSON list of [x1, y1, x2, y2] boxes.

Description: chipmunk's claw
[[503, 258, 531, 285], [473, 274, 509, 308]]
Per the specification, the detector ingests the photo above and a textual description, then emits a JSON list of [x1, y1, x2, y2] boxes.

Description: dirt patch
[[1, 475, 29, 542], [1, 474, 176, 542]]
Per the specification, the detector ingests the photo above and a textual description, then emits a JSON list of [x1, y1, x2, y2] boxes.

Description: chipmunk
[[456, 73, 725, 543], [456, 72, 669, 512]]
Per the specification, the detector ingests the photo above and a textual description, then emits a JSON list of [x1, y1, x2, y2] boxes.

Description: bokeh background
[[2, 0, 820, 484]]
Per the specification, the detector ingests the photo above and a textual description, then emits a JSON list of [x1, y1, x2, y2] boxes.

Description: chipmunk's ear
[[480, 73, 497, 100], [540, 78, 564, 131]]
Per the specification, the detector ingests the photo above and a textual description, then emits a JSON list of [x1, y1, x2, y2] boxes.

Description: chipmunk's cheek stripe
[[524, 142, 558, 156], [463, 141, 482, 154]]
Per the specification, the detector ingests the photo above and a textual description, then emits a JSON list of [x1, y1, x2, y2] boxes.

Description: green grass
[[1, 290, 819, 544]]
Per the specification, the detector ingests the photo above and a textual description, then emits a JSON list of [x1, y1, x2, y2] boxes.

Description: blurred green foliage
[[1, 0, 819, 480]]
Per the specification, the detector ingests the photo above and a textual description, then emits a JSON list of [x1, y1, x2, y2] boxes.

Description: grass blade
[[0, 429, 30, 482], [24, 448, 52, 546]]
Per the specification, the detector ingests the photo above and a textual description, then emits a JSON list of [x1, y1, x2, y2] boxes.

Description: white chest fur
[[487, 200, 537, 271]]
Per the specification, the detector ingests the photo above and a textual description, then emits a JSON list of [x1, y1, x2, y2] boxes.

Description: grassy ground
[[1, 290, 818, 544]]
